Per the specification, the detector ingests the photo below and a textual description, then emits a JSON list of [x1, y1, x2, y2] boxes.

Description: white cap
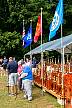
[[18, 60, 22, 65]]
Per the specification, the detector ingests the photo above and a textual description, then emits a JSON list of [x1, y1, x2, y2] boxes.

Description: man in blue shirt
[[19, 63, 33, 101]]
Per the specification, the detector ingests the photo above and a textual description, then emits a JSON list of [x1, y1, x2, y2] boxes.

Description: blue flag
[[22, 26, 32, 48], [49, 0, 63, 41]]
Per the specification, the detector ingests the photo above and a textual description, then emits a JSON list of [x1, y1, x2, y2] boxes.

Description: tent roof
[[25, 34, 72, 55]]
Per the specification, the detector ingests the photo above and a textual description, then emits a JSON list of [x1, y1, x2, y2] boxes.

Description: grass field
[[0, 74, 64, 108]]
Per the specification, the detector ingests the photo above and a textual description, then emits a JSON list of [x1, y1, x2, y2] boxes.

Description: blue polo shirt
[[7, 60, 18, 73], [22, 66, 33, 80]]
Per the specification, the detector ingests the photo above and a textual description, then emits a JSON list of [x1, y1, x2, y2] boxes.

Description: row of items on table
[[32, 60, 72, 98]]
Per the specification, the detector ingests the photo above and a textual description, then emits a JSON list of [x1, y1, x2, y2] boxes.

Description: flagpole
[[61, 24, 65, 106], [23, 19, 24, 33], [23, 19, 26, 61], [61, 24, 63, 65], [41, 7, 43, 95], [30, 20, 32, 63]]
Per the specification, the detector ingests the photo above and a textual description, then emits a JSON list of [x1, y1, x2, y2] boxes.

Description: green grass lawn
[[0, 75, 64, 108]]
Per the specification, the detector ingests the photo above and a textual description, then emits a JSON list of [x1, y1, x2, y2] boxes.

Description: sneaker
[[8, 94, 11, 96], [24, 95, 27, 99], [28, 97, 32, 101], [8, 93, 15, 96]]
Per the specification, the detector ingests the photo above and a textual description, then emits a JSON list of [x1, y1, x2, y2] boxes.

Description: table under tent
[[25, 34, 72, 106]]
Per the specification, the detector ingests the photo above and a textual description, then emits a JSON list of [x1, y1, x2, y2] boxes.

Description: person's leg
[[18, 78, 22, 90], [20, 78, 22, 89], [10, 85, 14, 95], [27, 80, 32, 100], [22, 80, 27, 98], [13, 73, 18, 95], [23, 80, 32, 100], [9, 73, 14, 95]]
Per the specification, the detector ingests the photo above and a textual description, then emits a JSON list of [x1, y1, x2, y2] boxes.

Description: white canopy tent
[[24, 34, 72, 99], [25, 34, 72, 56]]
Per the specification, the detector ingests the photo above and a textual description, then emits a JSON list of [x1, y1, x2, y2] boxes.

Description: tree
[[0, 31, 25, 59], [0, 0, 9, 32], [0, 0, 72, 59]]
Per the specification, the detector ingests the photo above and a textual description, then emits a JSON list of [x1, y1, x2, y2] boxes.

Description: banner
[[34, 16, 41, 43], [49, 0, 63, 41], [22, 26, 32, 48]]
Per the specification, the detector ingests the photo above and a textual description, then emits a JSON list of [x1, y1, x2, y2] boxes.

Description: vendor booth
[[25, 34, 72, 106]]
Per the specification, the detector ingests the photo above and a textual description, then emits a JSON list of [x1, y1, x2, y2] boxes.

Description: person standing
[[17, 60, 23, 90], [2, 56, 8, 71], [32, 57, 37, 68], [7, 57, 18, 96], [32, 57, 37, 74], [18, 63, 33, 101]]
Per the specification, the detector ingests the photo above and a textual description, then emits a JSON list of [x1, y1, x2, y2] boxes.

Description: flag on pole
[[22, 25, 32, 48], [49, 0, 63, 41], [34, 16, 41, 43]]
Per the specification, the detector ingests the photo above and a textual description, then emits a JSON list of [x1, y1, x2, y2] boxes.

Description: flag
[[22, 25, 32, 48], [49, 0, 63, 41], [34, 16, 41, 43]]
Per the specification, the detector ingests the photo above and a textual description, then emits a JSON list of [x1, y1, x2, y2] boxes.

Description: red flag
[[34, 16, 41, 43]]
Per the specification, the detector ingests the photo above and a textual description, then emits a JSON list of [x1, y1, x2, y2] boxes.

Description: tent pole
[[41, 7, 43, 95], [62, 48, 65, 105], [60, 47, 65, 107]]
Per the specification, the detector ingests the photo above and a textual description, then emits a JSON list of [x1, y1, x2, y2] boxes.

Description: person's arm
[[18, 72, 28, 80], [20, 72, 28, 78], [19, 66, 30, 80], [6, 62, 9, 71], [6, 63, 10, 74]]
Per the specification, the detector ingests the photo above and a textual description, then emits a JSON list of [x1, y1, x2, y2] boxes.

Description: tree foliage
[[0, 0, 72, 59]]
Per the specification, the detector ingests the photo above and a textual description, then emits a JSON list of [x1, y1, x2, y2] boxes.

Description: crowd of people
[[0, 56, 38, 101]]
